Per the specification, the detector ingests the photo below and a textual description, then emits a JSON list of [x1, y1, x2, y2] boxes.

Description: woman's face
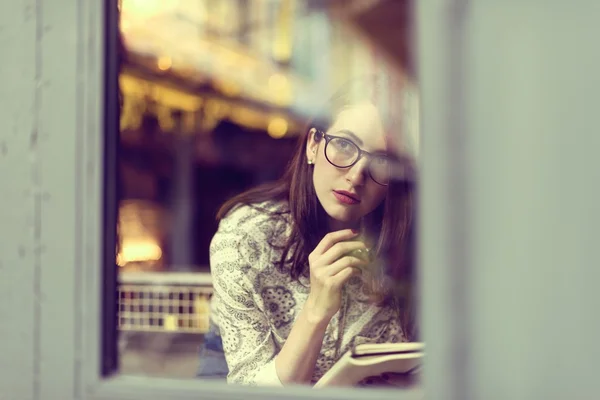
[[306, 102, 389, 231]]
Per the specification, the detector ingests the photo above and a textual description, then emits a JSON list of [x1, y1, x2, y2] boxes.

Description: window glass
[[115, 0, 420, 389]]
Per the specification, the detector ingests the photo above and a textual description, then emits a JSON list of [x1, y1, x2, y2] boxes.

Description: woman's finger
[[323, 255, 367, 277], [327, 266, 361, 290], [319, 240, 367, 266], [312, 229, 358, 256]]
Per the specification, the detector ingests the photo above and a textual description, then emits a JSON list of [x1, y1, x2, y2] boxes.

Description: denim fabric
[[196, 325, 229, 379]]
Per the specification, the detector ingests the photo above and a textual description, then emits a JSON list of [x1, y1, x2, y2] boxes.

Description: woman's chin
[[323, 204, 361, 229]]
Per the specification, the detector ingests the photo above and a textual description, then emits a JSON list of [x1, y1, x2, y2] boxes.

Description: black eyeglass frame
[[314, 129, 393, 186]]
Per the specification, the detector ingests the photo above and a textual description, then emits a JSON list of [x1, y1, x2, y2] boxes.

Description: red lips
[[333, 190, 361, 205]]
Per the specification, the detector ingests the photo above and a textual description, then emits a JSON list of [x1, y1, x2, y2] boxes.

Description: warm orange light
[[157, 56, 172, 71], [268, 73, 287, 90], [267, 117, 288, 138], [117, 239, 162, 266], [121, 0, 164, 19], [272, 0, 294, 62], [268, 73, 292, 106], [273, 38, 292, 62]]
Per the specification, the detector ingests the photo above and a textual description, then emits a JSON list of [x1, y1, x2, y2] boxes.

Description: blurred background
[[115, 0, 415, 379]]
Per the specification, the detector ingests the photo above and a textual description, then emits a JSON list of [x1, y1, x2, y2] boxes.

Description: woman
[[197, 75, 418, 386]]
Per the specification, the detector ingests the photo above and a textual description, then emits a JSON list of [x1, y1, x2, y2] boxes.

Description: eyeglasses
[[315, 130, 412, 186]]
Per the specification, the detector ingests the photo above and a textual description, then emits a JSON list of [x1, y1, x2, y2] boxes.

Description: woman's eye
[[374, 156, 389, 165], [334, 139, 353, 151]]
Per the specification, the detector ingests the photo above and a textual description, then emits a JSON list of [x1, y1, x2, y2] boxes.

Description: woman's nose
[[346, 157, 369, 186]]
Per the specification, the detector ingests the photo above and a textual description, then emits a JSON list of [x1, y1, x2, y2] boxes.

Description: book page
[[315, 343, 424, 387], [352, 342, 425, 356]]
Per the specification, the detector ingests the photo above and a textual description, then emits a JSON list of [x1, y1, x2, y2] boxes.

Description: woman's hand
[[304, 229, 368, 323], [274, 229, 368, 384]]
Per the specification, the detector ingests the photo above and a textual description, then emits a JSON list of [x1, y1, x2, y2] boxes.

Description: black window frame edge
[[100, 0, 120, 379]]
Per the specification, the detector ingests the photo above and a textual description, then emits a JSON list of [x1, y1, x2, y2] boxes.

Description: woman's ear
[[305, 128, 319, 164]]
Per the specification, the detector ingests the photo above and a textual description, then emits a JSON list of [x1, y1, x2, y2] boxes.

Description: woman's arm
[[274, 229, 368, 385], [273, 305, 330, 384], [209, 215, 284, 386]]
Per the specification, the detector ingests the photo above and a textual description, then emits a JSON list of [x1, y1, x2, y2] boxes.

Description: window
[[8, 1, 599, 400], [109, 0, 423, 396], [2, 0, 423, 399]]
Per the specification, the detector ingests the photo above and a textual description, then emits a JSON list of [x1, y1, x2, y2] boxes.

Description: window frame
[[0, 0, 461, 399]]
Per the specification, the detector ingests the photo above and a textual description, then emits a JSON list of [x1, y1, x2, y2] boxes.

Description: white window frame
[[0, 0, 469, 399]]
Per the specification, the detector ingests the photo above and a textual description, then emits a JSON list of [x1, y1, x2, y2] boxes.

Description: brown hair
[[217, 75, 418, 340]]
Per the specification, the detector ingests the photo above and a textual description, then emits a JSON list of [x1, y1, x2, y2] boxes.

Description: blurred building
[[115, 0, 412, 273]]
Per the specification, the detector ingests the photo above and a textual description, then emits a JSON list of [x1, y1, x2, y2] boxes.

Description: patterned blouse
[[209, 200, 406, 386]]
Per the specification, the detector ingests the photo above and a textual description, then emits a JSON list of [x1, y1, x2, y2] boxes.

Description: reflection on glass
[[115, 0, 419, 388]]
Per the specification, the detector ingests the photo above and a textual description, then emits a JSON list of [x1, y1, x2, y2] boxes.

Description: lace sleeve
[[209, 214, 283, 386]]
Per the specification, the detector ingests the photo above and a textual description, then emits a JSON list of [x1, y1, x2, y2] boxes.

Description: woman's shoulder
[[218, 200, 290, 236], [210, 200, 291, 264]]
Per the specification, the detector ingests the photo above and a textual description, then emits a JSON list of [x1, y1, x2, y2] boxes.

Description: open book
[[314, 342, 424, 388]]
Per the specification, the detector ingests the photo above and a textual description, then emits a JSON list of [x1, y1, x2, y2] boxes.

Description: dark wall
[[191, 120, 297, 266], [118, 117, 298, 269]]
